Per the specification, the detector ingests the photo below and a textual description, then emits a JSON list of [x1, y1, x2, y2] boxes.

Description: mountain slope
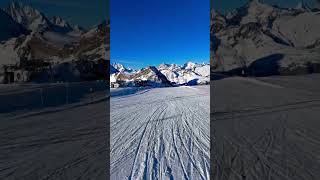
[[159, 62, 210, 85], [0, 2, 110, 83], [112, 63, 135, 74], [111, 66, 172, 87], [3, 2, 51, 32], [211, 0, 320, 76], [110, 62, 209, 87]]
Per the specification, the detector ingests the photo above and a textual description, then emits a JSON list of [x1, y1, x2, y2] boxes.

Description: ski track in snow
[[111, 86, 210, 180], [211, 75, 320, 180]]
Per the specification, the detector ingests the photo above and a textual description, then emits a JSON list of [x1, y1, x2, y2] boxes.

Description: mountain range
[[110, 62, 210, 87], [0, 2, 109, 83], [211, 0, 320, 76]]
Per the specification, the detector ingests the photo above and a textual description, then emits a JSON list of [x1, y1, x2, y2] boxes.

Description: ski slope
[[0, 81, 109, 179], [0, 99, 108, 180], [111, 86, 210, 180], [211, 75, 320, 180]]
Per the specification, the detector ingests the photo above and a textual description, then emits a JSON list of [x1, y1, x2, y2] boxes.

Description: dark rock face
[[247, 53, 284, 76], [131, 66, 173, 87]]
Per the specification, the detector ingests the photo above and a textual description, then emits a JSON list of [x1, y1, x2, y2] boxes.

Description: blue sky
[[212, 0, 316, 13], [111, 0, 210, 69], [0, 0, 108, 28]]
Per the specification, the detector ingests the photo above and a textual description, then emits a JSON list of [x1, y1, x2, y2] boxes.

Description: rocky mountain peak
[[4, 2, 51, 31], [184, 61, 196, 70], [112, 63, 125, 71], [51, 16, 71, 28], [111, 63, 135, 74]]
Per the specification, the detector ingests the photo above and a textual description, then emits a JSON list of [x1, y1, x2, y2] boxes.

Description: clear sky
[[111, 0, 210, 70], [0, 0, 108, 28], [211, 0, 316, 14]]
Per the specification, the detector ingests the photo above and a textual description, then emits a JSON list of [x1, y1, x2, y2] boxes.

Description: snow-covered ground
[[212, 74, 320, 180], [0, 95, 108, 180], [111, 86, 210, 179], [110, 87, 150, 97]]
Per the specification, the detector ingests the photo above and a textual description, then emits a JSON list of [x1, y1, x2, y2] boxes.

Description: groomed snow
[[111, 86, 210, 179]]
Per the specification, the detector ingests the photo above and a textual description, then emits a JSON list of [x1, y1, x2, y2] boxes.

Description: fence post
[[66, 82, 69, 104], [40, 88, 44, 107]]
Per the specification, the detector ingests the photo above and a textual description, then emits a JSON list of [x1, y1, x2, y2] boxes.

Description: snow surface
[[0, 95, 108, 179], [195, 65, 210, 77], [111, 86, 210, 179], [212, 74, 320, 179]]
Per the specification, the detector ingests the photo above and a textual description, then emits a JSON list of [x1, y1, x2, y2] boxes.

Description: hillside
[[211, 0, 320, 76], [0, 2, 109, 83]]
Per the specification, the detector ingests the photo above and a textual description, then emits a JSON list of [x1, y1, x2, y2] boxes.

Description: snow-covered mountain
[[50, 16, 84, 34], [158, 62, 210, 85], [0, 2, 107, 62], [112, 63, 135, 74], [211, 0, 320, 76], [110, 65, 172, 87], [3, 2, 51, 32], [110, 62, 210, 87], [3, 2, 83, 34], [51, 16, 72, 29], [131, 66, 172, 86], [0, 2, 109, 83]]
